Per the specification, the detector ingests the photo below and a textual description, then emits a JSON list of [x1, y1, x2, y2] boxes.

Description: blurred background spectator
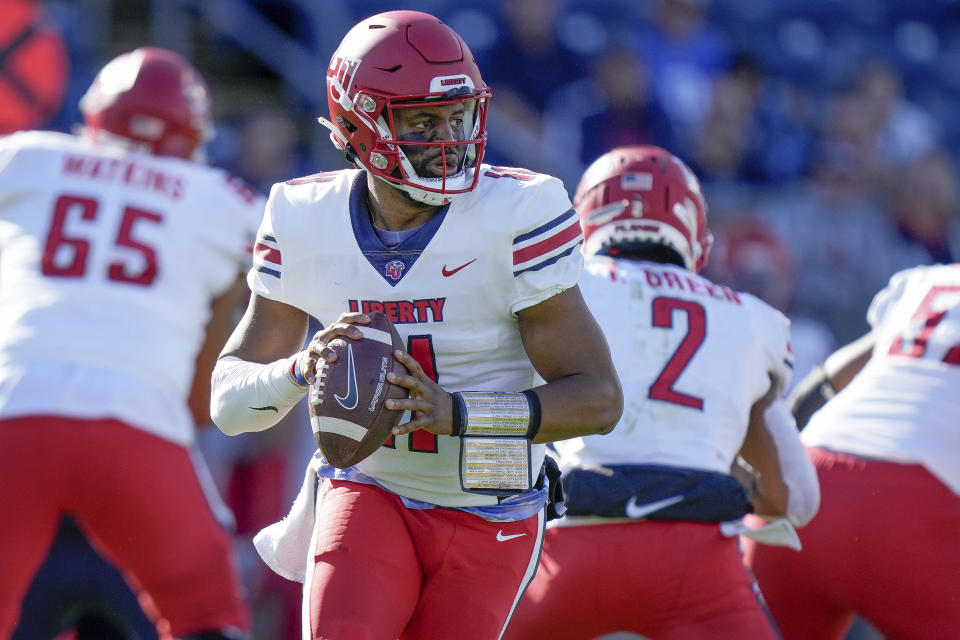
[[11, 1, 960, 638], [211, 109, 311, 194], [704, 214, 836, 393], [630, 0, 733, 155]]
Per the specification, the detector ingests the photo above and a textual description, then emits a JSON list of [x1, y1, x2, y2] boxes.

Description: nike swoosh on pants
[[624, 494, 684, 519]]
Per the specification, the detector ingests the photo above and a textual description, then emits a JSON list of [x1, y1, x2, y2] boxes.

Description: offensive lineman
[[745, 262, 960, 639], [503, 145, 820, 640], [0, 48, 259, 639], [210, 10, 622, 640]]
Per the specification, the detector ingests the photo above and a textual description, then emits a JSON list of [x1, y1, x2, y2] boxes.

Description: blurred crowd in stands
[[43, 0, 960, 347], [23, 0, 960, 637]]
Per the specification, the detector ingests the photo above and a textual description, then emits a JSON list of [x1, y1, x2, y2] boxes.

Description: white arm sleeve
[[210, 355, 309, 435], [765, 400, 821, 527]]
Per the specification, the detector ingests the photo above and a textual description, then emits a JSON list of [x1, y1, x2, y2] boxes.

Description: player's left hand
[[386, 349, 454, 436]]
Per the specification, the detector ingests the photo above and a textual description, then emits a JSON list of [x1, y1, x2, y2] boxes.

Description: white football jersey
[[0, 131, 263, 445], [802, 263, 960, 495], [249, 166, 582, 507], [554, 256, 793, 474]]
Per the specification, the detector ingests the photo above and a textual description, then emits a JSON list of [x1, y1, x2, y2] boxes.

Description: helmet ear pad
[[79, 47, 212, 159], [575, 145, 712, 273], [320, 10, 491, 205]]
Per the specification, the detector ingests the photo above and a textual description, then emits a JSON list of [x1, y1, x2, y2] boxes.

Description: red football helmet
[[574, 145, 712, 272], [708, 215, 796, 312], [318, 10, 490, 205], [79, 47, 212, 159]]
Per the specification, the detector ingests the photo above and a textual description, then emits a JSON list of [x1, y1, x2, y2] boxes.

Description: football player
[[0, 47, 260, 639], [210, 10, 622, 640], [745, 262, 960, 639], [502, 145, 820, 640]]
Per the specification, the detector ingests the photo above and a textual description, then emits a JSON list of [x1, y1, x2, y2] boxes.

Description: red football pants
[[503, 520, 778, 640], [0, 416, 250, 639], [744, 447, 960, 640], [305, 478, 545, 640]]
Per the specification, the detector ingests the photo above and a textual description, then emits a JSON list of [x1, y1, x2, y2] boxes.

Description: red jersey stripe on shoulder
[[254, 242, 281, 266], [485, 166, 538, 181], [512, 218, 582, 266], [286, 171, 341, 185]]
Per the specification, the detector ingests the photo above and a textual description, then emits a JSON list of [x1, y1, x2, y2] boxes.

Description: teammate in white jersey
[[503, 145, 820, 640], [0, 48, 260, 639], [745, 262, 960, 640], [209, 11, 622, 640]]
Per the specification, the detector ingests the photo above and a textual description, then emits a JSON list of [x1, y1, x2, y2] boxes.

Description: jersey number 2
[[648, 296, 706, 410], [42, 194, 162, 286], [382, 335, 439, 453]]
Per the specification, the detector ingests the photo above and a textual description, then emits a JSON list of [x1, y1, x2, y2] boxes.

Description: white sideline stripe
[[498, 509, 545, 640], [311, 416, 368, 442], [359, 326, 393, 346], [188, 447, 236, 531]]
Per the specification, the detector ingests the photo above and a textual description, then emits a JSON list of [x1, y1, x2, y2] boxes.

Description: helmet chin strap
[[385, 176, 452, 206]]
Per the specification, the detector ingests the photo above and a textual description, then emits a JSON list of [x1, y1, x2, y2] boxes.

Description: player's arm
[[789, 330, 875, 429], [736, 375, 820, 526], [187, 276, 248, 426], [735, 379, 787, 516], [209, 293, 370, 435], [388, 285, 624, 442], [516, 284, 623, 442]]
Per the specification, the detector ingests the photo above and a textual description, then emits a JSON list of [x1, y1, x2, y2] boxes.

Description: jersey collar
[[349, 171, 450, 287]]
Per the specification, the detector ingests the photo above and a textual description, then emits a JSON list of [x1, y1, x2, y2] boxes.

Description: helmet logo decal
[[129, 115, 164, 140], [673, 198, 699, 238], [672, 157, 703, 193], [620, 172, 653, 191], [429, 74, 475, 93], [92, 51, 144, 99], [586, 200, 627, 226], [384, 259, 405, 280], [328, 56, 362, 109]]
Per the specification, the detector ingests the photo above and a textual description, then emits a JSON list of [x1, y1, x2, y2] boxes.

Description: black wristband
[[522, 389, 542, 440], [450, 391, 539, 438], [450, 392, 466, 437]]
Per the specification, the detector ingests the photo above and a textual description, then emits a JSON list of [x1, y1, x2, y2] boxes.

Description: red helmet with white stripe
[[79, 47, 212, 160], [574, 145, 712, 272], [318, 10, 490, 206]]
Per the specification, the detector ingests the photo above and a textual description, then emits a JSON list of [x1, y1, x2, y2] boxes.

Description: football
[[309, 311, 409, 468]]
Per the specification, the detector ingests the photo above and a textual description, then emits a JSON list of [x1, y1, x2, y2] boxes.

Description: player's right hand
[[297, 312, 371, 384]]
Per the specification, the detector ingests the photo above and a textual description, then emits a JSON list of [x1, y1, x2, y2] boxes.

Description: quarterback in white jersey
[[210, 11, 621, 640], [246, 165, 583, 507], [0, 48, 258, 639], [746, 262, 960, 640], [504, 145, 820, 640]]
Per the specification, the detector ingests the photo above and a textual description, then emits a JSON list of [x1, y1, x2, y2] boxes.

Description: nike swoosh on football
[[624, 494, 684, 519], [496, 530, 526, 542], [441, 258, 477, 277], [334, 343, 359, 410], [249, 406, 279, 412]]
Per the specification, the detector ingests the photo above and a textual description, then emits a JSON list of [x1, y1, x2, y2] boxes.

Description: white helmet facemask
[[382, 97, 481, 206]]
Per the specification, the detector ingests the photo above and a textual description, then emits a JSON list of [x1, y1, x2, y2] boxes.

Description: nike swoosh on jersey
[[496, 530, 526, 542], [624, 494, 684, 519], [249, 406, 279, 412], [441, 258, 477, 277], [334, 343, 359, 410]]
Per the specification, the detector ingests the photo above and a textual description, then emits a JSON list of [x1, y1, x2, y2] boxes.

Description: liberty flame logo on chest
[[384, 259, 405, 281]]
